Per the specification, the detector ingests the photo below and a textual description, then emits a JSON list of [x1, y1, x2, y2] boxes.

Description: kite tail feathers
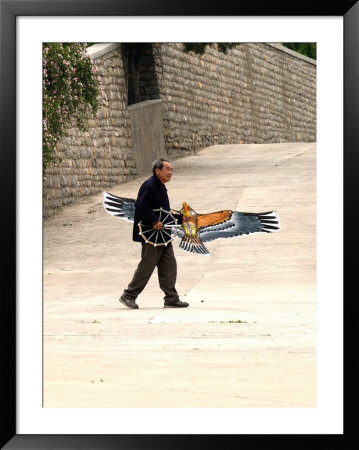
[[179, 236, 210, 256]]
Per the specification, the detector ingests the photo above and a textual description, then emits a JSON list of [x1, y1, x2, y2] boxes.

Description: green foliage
[[89, 41, 317, 58], [42, 43, 102, 170], [283, 43, 316, 60], [184, 42, 317, 60]]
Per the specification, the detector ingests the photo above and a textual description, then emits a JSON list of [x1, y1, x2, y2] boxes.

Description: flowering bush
[[42, 43, 102, 170]]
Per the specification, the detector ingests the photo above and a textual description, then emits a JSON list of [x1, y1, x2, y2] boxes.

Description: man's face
[[156, 161, 173, 184]]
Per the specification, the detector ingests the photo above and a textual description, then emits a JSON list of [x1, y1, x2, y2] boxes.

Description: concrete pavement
[[43, 143, 316, 407]]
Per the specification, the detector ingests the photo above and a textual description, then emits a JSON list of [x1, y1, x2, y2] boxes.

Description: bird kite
[[103, 191, 280, 256]]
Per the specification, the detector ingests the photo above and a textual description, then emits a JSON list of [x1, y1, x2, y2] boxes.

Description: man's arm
[[135, 185, 161, 227]]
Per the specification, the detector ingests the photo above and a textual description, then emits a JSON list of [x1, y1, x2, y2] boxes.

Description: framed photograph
[[1, 0, 355, 448]]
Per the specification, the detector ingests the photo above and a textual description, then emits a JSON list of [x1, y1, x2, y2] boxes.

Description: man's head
[[152, 158, 173, 184]]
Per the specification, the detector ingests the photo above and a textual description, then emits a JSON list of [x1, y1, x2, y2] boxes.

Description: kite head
[[182, 202, 198, 219], [182, 202, 191, 217]]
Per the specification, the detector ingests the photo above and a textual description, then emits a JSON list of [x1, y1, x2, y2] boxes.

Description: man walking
[[120, 158, 189, 309]]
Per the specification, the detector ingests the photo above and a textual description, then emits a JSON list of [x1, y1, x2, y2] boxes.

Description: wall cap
[[87, 43, 121, 60], [266, 43, 317, 66]]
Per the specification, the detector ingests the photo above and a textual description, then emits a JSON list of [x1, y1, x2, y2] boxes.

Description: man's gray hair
[[152, 158, 170, 176]]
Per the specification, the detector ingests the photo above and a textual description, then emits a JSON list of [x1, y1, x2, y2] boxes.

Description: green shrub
[[42, 43, 102, 170]]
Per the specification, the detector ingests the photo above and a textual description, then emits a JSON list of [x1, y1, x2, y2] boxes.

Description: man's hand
[[153, 221, 163, 230]]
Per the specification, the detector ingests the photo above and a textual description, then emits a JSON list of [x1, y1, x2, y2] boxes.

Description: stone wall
[[155, 43, 316, 158], [43, 42, 316, 217], [43, 44, 137, 217]]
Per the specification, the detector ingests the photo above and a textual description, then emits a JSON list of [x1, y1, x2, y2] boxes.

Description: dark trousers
[[123, 243, 179, 303]]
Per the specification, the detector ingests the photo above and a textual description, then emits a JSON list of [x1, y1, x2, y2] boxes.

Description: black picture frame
[[1, 0, 356, 448]]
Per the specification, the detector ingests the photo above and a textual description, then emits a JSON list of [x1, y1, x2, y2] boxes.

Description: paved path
[[43, 143, 316, 407]]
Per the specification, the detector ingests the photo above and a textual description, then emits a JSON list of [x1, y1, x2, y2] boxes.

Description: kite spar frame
[[138, 208, 181, 247]]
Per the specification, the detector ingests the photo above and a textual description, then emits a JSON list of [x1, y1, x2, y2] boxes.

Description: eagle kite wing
[[198, 210, 280, 244], [102, 191, 136, 222]]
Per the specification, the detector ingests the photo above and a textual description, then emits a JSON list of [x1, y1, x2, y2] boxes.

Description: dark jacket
[[133, 175, 179, 242]]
